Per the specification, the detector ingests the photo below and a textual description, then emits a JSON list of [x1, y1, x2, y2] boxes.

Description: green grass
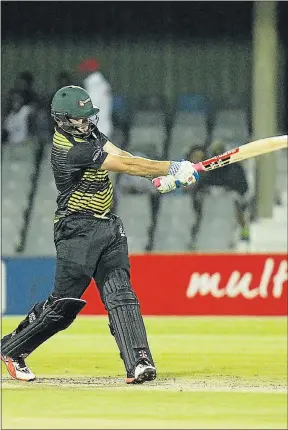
[[1, 316, 287, 429]]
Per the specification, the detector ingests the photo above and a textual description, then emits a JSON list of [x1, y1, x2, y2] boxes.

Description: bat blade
[[194, 135, 288, 172]]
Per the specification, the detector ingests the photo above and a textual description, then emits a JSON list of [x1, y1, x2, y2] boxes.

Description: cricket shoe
[[126, 359, 157, 384], [1, 354, 36, 382]]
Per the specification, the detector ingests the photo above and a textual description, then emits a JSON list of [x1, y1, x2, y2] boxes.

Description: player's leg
[[1, 259, 90, 381], [94, 214, 156, 384], [1, 217, 94, 381], [234, 198, 250, 241]]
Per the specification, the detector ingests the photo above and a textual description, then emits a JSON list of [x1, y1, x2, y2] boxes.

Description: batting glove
[[152, 161, 200, 193], [168, 160, 199, 186], [152, 175, 179, 193]]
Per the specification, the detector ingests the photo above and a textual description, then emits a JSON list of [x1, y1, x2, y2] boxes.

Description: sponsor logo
[[92, 147, 101, 161], [205, 158, 231, 170], [203, 148, 239, 171], [186, 258, 288, 299], [78, 98, 91, 107]]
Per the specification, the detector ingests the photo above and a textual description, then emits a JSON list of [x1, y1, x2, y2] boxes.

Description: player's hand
[[152, 162, 199, 193], [152, 161, 199, 194], [169, 160, 199, 186], [152, 175, 180, 193]]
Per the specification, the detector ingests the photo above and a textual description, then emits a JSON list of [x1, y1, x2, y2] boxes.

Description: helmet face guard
[[52, 112, 99, 138]]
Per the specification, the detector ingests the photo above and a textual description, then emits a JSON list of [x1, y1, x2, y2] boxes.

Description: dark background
[[2, 1, 287, 129], [2, 2, 254, 39], [1, 1, 287, 40]]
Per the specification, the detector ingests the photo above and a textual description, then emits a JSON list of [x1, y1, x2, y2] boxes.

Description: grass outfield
[[1, 316, 287, 429]]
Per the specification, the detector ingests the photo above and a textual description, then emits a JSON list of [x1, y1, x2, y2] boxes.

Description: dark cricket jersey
[[51, 127, 113, 222]]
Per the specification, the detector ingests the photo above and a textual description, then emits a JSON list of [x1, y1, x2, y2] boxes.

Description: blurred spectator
[[32, 99, 52, 148], [186, 144, 206, 164], [2, 89, 35, 149], [2, 71, 39, 120], [185, 141, 250, 246], [78, 58, 113, 138], [13, 71, 39, 107]]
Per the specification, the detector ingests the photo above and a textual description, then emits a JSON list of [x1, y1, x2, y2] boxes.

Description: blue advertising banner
[[1, 257, 56, 315]]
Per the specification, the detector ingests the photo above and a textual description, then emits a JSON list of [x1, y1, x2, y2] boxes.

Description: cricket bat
[[193, 135, 287, 172], [153, 135, 287, 191]]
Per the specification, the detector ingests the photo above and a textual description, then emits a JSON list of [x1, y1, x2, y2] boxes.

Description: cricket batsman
[[1, 86, 199, 384]]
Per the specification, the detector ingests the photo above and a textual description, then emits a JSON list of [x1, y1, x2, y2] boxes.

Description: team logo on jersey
[[78, 98, 91, 107], [119, 225, 126, 237]]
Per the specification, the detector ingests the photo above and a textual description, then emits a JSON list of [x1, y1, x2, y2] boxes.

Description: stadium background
[[1, 2, 288, 429]]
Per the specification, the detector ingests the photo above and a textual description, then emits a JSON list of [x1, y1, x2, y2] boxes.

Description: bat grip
[[193, 162, 205, 172]]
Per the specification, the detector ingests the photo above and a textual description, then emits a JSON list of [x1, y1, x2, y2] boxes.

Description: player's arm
[[102, 140, 172, 176], [103, 140, 156, 180], [66, 141, 170, 176], [66, 141, 199, 188], [93, 131, 134, 158], [103, 140, 134, 158], [102, 153, 171, 176]]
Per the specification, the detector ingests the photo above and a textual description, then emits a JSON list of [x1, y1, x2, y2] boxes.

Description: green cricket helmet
[[51, 85, 100, 137]]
